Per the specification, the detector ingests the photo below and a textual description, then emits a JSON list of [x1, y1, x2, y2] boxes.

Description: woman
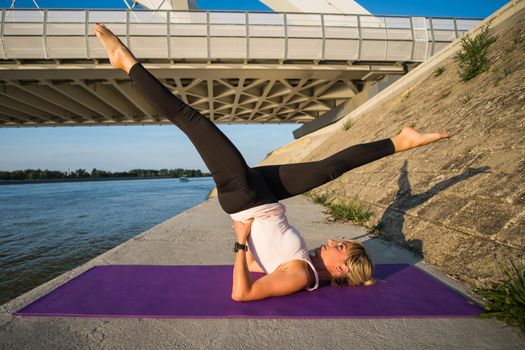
[[94, 24, 449, 302]]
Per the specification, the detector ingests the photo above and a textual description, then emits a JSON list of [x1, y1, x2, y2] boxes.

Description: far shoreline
[[0, 176, 213, 186]]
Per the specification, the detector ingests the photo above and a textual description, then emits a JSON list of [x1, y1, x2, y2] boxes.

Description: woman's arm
[[232, 268, 310, 302], [231, 219, 255, 300], [246, 250, 265, 273], [231, 219, 309, 301]]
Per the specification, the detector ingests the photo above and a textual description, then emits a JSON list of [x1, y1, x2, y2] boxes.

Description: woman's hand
[[233, 218, 254, 244]]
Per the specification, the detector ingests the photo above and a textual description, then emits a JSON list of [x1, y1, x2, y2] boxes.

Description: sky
[[0, 0, 509, 172]]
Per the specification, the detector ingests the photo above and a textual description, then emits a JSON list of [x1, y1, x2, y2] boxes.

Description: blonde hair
[[331, 240, 376, 287]]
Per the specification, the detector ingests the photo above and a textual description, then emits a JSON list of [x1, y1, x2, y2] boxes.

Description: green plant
[[309, 192, 372, 225], [454, 24, 497, 82], [325, 201, 373, 224], [462, 94, 472, 104], [311, 193, 330, 205], [475, 260, 525, 331], [342, 119, 353, 131], [434, 66, 446, 77]]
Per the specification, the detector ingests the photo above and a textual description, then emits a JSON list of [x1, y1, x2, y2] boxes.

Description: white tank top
[[230, 202, 319, 291]]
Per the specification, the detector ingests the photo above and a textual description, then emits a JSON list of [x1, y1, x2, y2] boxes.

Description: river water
[[0, 177, 215, 306]]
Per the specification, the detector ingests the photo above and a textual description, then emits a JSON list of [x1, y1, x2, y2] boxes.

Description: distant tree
[[0, 167, 210, 181], [73, 169, 89, 178]]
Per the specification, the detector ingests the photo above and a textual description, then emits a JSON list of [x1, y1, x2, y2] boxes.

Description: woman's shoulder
[[276, 260, 317, 289], [275, 259, 309, 273]]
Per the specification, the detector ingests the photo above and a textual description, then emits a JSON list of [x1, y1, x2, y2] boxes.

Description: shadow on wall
[[379, 160, 490, 256]]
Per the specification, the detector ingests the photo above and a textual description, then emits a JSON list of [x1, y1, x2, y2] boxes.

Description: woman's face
[[315, 239, 349, 276]]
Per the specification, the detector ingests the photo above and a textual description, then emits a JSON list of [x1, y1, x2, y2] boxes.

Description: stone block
[[410, 156, 446, 173], [369, 157, 409, 174], [404, 171, 433, 188], [398, 216, 430, 256], [373, 173, 401, 190], [344, 185, 371, 198], [444, 171, 491, 197], [360, 171, 386, 186], [441, 237, 523, 287], [419, 225, 471, 267], [417, 168, 489, 197], [376, 188, 398, 207], [415, 195, 469, 223], [338, 178, 360, 191], [356, 186, 383, 204], [377, 213, 459, 260], [475, 148, 525, 175], [355, 160, 386, 174], [390, 191, 434, 216], [495, 213, 525, 248], [440, 151, 486, 172], [347, 174, 370, 187], [378, 209, 407, 245], [446, 200, 518, 236], [471, 172, 525, 204]]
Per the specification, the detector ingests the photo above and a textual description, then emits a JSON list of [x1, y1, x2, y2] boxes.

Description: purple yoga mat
[[14, 264, 482, 318]]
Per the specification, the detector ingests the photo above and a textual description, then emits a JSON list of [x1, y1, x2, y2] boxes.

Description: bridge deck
[[0, 10, 480, 127]]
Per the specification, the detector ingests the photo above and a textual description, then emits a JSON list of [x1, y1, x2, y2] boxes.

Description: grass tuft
[[311, 193, 330, 205], [433, 66, 446, 77], [342, 119, 353, 131], [454, 24, 497, 82], [475, 260, 525, 331], [309, 192, 372, 224], [462, 94, 472, 104], [325, 202, 373, 224]]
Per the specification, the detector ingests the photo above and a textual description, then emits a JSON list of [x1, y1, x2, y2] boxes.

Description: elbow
[[231, 292, 246, 302], [231, 291, 251, 302]]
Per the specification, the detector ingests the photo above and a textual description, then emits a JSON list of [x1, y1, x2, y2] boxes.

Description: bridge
[[0, 8, 480, 128]]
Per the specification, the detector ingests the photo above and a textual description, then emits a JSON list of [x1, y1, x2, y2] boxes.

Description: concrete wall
[[259, 0, 525, 288]]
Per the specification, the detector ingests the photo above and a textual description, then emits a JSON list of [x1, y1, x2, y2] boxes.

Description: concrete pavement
[[1, 195, 523, 349]]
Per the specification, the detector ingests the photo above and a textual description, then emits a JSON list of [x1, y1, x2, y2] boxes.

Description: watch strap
[[234, 242, 248, 252]]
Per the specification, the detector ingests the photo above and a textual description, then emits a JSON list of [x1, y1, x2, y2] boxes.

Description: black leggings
[[129, 63, 395, 214]]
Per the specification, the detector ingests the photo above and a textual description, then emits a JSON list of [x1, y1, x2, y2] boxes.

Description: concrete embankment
[[1, 195, 524, 349], [260, 0, 525, 289]]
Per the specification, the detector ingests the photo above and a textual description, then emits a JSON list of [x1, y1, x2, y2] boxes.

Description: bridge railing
[[0, 9, 481, 62]]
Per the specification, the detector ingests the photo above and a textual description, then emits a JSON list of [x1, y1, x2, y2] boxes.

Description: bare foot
[[391, 126, 449, 152], [94, 23, 138, 74]]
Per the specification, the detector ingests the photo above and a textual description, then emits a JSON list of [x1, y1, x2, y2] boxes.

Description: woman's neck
[[309, 252, 332, 285]]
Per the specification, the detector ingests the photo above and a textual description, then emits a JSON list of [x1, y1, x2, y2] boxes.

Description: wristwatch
[[234, 242, 248, 253]]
